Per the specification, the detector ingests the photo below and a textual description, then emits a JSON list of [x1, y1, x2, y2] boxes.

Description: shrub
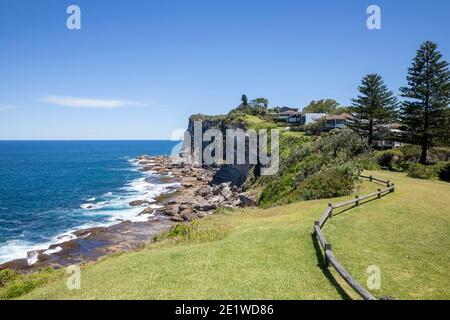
[[400, 145, 450, 164], [400, 144, 421, 162], [429, 147, 450, 163], [407, 162, 450, 180], [167, 223, 190, 237], [438, 162, 450, 182], [297, 164, 361, 200], [0, 269, 18, 288], [258, 130, 369, 207], [376, 149, 403, 169], [0, 267, 58, 300], [407, 164, 438, 179], [359, 154, 380, 170]]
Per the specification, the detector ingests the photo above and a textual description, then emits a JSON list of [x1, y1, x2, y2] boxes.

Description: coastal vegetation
[[348, 73, 398, 146], [1, 40, 448, 300], [6, 171, 449, 300], [399, 41, 450, 164]]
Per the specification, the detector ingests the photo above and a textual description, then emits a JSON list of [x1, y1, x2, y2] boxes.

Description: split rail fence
[[312, 174, 395, 300]]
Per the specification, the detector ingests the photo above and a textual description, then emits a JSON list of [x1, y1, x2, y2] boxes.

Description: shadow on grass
[[311, 234, 352, 300], [332, 196, 384, 217]]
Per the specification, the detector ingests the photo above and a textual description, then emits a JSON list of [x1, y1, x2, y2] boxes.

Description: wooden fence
[[313, 175, 395, 300]]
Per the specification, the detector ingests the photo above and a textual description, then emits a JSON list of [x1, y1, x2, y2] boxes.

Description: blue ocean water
[[0, 140, 180, 264]]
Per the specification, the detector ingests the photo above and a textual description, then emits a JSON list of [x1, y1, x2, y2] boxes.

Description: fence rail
[[312, 175, 394, 300]]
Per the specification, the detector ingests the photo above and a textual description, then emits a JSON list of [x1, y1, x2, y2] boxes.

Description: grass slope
[[20, 171, 450, 300]]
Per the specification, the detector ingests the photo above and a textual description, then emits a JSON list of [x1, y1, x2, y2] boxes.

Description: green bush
[[257, 130, 369, 207], [0, 269, 19, 288], [359, 154, 381, 170], [376, 149, 403, 169], [429, 147, 450, 163], [400, 145, 421, 162], [297, 165, 360, 201], [438, 162, 450, 182], [0, 267, 59, 300], [400, 145, 450, 164], [407, 162, 450, 180], [407, 164, 436, 179], [167, 223, 190, 237]]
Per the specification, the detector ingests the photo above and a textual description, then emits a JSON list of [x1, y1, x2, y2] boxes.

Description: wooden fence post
[[369, 175, 373, 182], [377, 189, 381, 199], [324, 244, 332, 268], [390, 183, 395, 193], [355, 196, 359, 206], [313, 221, 319, 235], [328, 203, 333, 218], [387, 180, 391, 187]]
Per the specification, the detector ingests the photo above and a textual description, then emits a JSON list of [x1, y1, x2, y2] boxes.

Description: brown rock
[[139, 207, 155, 215], [170, 215, 184, 222], [181, 212, 194, 222], [129, 200, 149, 207]]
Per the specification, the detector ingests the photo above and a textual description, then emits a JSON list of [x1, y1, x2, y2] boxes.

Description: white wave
[[0, 156, 179, 265], [44, 246, 62, 255], [27, 251, 39, 266], [0, 231, 73, 265]]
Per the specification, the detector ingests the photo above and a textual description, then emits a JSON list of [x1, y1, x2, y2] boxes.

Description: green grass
[[14, 171, 450, 300]]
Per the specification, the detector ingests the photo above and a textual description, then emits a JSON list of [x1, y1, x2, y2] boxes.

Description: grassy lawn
[[18, 171, 450, 300]]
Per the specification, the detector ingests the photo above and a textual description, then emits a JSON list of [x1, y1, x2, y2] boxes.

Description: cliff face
[[185, 114, 253, 186]]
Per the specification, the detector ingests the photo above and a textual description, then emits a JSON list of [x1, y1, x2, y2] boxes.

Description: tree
[[303, 99, 339, 114], [241, 95, 248, 106], [349, 74, 398, 145], [400, 41, 450, 164], [250, 98, 269, 115]]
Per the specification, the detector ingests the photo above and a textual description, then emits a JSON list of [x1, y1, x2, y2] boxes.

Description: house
[[273, 109, 299, 121], [374, 124, 405, 149], [287, 113, 326, 125], [323, 113, 352, 131]]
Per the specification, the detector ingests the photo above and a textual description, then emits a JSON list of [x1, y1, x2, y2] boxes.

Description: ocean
[[0, 140, 180, 264]]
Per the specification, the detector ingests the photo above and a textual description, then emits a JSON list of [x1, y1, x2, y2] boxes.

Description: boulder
[[179, 204, 192, 212], [170, 215, 184, 222], [129, 200, 149, 207], [139, 207, 155, 215], [195, 202, 217, 211], [197, 186, 211, 197], [162, 205, 179, 216], [238, 193, 258, 207], [181, 211, 194, 222]]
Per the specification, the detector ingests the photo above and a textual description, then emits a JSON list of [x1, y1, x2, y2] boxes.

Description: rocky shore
[[0, 155, 249, 273]]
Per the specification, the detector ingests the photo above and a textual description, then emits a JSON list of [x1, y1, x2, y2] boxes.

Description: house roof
[[325, 112, 352, 120], [277, 110, 299, 115], [279, 107, 299, 112]]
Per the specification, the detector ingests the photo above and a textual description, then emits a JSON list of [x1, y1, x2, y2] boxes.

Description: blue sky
[[0, 0, 449, 140]]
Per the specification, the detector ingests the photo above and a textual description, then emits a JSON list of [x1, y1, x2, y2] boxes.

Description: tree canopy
[[399, 41, 450, 164], [348, 74, 398, 145]]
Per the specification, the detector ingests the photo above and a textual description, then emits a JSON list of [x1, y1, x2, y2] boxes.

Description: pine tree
[[400, 41, 450, 164], [241, 94, 248, 106], [349, 74, 398, 145]]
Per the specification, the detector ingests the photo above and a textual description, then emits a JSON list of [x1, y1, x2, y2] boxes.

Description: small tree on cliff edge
[[400, 41, 450, 164], [348, 74, 398, 145], [241, 94, 248, 106]]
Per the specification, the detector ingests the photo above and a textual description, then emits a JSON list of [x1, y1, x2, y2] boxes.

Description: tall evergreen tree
[[241, 94, 248, 106], [349, 74, 398, 145], [400, 41, 450, 164]]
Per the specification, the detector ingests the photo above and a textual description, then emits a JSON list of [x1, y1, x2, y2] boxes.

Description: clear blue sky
[[0, 0, 449, 140]]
